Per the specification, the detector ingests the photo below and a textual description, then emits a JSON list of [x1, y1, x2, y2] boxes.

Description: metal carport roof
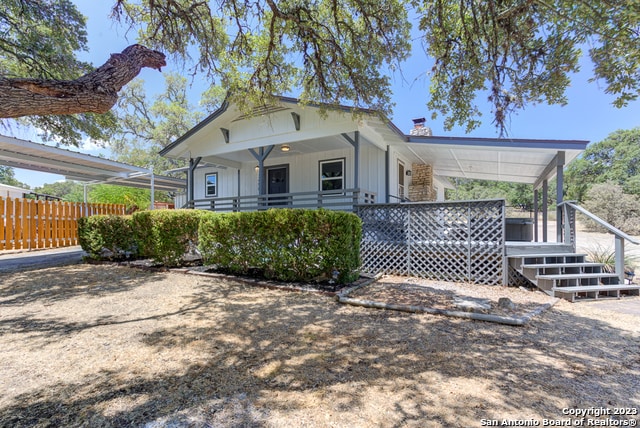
[[0, 134, 186, 192]]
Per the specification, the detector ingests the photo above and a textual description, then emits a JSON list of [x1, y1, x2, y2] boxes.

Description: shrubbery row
[[78, 208, 362, 284]]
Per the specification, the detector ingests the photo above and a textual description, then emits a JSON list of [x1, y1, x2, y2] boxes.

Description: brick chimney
[[409, 117, 432, 136]]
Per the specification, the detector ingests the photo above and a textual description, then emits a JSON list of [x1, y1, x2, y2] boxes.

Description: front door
[[267, 165, 289, 206]]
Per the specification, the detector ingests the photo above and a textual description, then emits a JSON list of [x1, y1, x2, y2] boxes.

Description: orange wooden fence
[[0, 197, 126, 251]]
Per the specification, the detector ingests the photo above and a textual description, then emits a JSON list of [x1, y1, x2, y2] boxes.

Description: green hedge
[[78, 215, 136, 260], [77, 208, 362, 283], [198, 209, 361, 284], [131, 209, 212, 267]]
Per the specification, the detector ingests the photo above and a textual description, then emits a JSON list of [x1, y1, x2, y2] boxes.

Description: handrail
[[558, 200, 639, 284], [558, 201, 640, 245]]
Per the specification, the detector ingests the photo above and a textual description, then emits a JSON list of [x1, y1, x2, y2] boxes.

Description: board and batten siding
[[193, 143, 387, 203]]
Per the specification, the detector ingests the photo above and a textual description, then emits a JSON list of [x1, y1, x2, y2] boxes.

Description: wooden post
[[615, 236, 625, 284]]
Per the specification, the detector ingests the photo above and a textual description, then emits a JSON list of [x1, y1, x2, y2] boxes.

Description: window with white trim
[[205, 172, 218, 197], [320, 159, 344, 191]]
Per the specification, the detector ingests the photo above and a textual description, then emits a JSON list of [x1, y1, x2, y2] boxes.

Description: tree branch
[[0, 44, 166, 118]]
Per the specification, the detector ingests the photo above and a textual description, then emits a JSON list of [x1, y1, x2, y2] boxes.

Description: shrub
[[582, 182, 640, 234], [198, 209, 362, 284], [131, 209, 213, 267], [78, 215, 136, 260]]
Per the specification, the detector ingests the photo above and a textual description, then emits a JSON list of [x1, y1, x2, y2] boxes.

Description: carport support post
[[150, 167, 155, 210]]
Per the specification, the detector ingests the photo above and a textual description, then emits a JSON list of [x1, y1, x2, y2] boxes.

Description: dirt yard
[[1, 263, 639, 427]]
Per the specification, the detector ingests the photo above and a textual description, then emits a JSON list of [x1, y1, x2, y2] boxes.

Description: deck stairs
[[508, 244, 640, 302]]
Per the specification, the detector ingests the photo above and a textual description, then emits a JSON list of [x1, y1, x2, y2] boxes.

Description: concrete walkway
[[0, 246, 85, 273]]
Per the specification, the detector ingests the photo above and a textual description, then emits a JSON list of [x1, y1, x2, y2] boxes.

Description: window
[[320, 159, 344, 191], [205, 173, 217, 197]]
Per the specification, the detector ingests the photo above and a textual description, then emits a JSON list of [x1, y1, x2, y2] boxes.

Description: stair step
[[552, 284, 640, 302], [509, 253, 588, 259], [537, 273, 619, 280], [521, 262, 604, 269], [552, 284, 640, 292]]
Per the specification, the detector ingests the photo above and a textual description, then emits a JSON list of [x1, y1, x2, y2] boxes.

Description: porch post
[[188, 157, 202, 208], [385, 145, 390, 203], [555, 151, 565, 243], [533, 188, 539, 242], [542, 180, 548, 242], [342, 131, 360, 189], [249, 146, 274, 195]]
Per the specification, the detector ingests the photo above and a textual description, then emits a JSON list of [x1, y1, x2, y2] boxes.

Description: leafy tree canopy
[[112, 73, 223, 174], [565, 128, 640, 201], [1, 0, 119, 145], [1, 0, 638, 141], [0, 166, 28, 188]]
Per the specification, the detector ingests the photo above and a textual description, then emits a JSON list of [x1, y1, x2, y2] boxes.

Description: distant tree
[[88, 184, 166, 211], [111, 73, 223, 174], [447, 179, 534, 209], [582, 182, 640, 234], [0, 166, 28, 188], [33, 181, 84, 202], [565, 128, 640, 202]]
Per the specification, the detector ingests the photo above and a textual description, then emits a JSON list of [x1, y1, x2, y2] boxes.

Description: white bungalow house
[[159, 96, 640, 298], [159, 96, 586, 217]]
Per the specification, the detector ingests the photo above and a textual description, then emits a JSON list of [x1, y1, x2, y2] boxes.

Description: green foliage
[[566, 128, 640, 202], [417, 0, 640, 134], [78, 215, 136, 260], [33, 181, 84, 202], [131, 209, 211, 267], [111, 74, 223, 174], [113, 0, 411, 117], [0, 0, 118, 145], [88, 184, 170, 211], [0, 166, 28, 188], [584, 243, 638, 273], [447, 179, 535, 209], [198, 209, 361, 284], [581, 182, 640, 235], [4, 1, 640, 139]]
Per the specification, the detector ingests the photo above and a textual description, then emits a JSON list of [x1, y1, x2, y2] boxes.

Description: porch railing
[[558, 201, 640, 284], [185, 188, 377, 212]]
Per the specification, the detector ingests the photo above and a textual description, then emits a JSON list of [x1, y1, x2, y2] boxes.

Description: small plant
[[584, 243, 637, 279]]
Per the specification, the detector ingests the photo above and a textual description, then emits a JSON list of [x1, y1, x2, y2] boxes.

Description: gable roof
[[159, 96, 588, 187]]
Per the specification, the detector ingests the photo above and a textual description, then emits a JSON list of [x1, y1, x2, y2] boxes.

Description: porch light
[[280, 144, 291, 152], [255, 165, 259, 172], [406, 170, 412, 176]]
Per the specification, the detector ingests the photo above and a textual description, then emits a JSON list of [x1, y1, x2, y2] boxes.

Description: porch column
[[385, 145, 390, 203], [542, 180, 548, 242], [188, 157, 202, 207], [555, 151, 565, 243], [249, 146, 274, 195], [341, 131, 360, 189], [533, 188, 539, 242]]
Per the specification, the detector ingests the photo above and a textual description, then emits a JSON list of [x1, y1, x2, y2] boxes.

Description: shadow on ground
[[1, 265, 639, 427]]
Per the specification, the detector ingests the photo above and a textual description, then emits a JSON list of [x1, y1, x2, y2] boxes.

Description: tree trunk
[[0, 45, 166, 118]]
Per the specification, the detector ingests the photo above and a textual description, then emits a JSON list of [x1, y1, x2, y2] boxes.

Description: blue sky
[[11, 1, 640, 187]]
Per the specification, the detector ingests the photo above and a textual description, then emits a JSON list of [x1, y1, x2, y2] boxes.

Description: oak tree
[[1, 0, 638, 142]]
